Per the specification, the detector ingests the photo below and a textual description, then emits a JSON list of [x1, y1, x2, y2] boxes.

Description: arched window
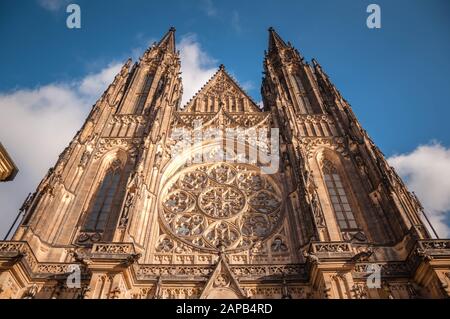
[[322, 160, 358, 231], [83, 160, 123, 232], [135, 73, 154, 114]]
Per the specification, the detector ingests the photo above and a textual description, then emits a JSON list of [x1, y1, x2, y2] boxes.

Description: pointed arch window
[[83, 160, 124, 232], [322, 160, 358, 231], [135, 73, 154, 114]]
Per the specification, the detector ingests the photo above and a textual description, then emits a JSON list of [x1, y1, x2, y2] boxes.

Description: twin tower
[[1, 28, 449, 299]]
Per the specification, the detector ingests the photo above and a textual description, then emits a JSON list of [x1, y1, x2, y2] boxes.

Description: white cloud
[[0, 63, 122, 238], [37, 0, 69, 12], [79, 63, 122, 96], [388, 142, 450, 238], [200, 0, 217, 17], [241, 80, 255, 92], [178, 34, 218, 107], [231, 11, 242, 34]]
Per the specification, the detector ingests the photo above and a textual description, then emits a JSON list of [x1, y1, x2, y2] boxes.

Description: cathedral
[[0, 27, 449, 299]]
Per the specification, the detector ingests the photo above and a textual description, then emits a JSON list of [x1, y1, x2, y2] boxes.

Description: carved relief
[[159, 163, 283, 252], [94, 138, 141, 159]]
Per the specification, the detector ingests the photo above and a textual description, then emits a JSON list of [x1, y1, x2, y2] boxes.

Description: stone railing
[[406, 239, 450, 272], [136, 263, 307, 281], [311, 242, 352, 253], [91, 243, 136, 255], [231, 264, 307, 279], [0, 241, 38, 271], [309, 242, 353, 258], [36, 263, 72, 274], [136, 265, 215, 279], [417, 239, 450, 252], [353, 262, 411, 279]]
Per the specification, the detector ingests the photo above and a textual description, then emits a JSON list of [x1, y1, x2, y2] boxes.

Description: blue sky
[[0, 0, 450, 238]]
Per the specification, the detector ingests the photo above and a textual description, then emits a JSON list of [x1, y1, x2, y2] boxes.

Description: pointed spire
[[156, 26, 176, 53], [312, 58, 320, 68], [268, 26, 288, 52]]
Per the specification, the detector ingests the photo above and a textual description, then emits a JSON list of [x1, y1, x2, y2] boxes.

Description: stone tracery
[[160, 162, 283, 252]]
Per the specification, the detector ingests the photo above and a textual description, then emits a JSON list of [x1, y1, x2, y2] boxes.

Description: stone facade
[[0, 142, 17, 182], [0, 28, 449, 299]]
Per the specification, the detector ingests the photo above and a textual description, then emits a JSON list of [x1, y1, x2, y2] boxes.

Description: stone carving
[[0, 242, 38, 271], [137, 265, 215, 278], [312, 242, 351, 253], [420, 240, 450, 250], [160, 162, 283, 252], [301, 137, 349, 159], [77, 231, 102, 244], [119, 191, 135, 227], [161, 287, 202, 299], [311, 194, 326, 228], [94, 138, 141, 159], [303, 250, 320, 264], [182, 66, 260, 113], [351, 284, 368, 299], [271, 236, 288, 253], [199, 186, 245, 218], [91, 243, 135, 254], [213, 274, 230, 288], [36, 264, 71, 274], [22, 284, 39, 299], [155, 236, 175, 253], [79, 150, 91, 168]]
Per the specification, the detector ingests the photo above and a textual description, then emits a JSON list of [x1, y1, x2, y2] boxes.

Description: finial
[[268, 26, 274, 32], [169, 26, 176, 32], [219, 64, 225, 70]]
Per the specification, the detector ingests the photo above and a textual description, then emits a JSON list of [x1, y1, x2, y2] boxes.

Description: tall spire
[[268, 27, 288, 52], [157, 26, 176, 53]]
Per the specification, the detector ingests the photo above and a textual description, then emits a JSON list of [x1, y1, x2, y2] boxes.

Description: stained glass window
[[323, 160, 358, 231], [83, 166, 122, 232]]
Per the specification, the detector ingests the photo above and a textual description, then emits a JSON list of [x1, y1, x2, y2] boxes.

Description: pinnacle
[[155, 27, 176, 54], [268, 26, 287, 52]]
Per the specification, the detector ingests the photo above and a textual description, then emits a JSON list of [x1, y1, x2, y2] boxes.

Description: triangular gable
[[199, 255, 247, 299], [182, 65, 261, 113]]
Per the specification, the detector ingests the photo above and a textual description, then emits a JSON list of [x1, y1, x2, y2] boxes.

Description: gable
[[200, 256, 246, 299], [182, 65, 261, 113]]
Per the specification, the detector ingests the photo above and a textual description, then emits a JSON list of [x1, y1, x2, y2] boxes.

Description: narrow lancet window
[[83, 161, 123, 232], [322, 160, 358, 231]]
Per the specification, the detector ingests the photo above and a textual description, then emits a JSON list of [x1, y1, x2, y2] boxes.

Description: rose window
[[160, 163, 283, 252]]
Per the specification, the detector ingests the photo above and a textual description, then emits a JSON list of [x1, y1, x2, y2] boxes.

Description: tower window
[[323, 161, 358, 231], [83, 162, 123, 232], [135, 74, 154, 114]]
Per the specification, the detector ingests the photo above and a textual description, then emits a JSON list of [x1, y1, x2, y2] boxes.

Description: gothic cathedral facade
[[1, 28, 449, 299]]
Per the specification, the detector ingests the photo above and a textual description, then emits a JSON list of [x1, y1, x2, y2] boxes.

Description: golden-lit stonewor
[[0, 28, 449, 299], [0, 143, 17, 182]]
